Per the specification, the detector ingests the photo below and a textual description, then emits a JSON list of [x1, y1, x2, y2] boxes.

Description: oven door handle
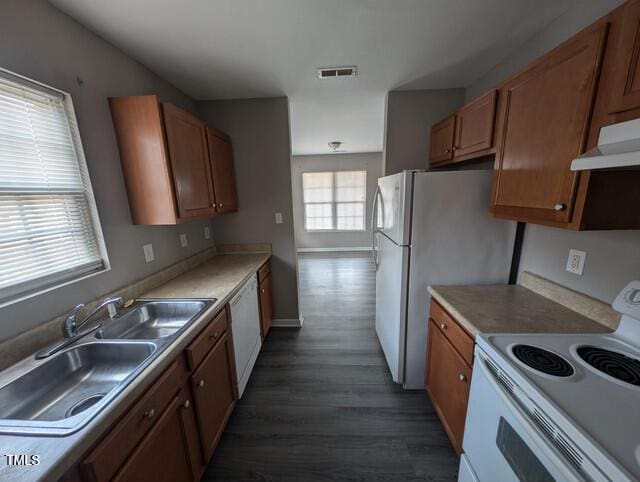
[[475, 356, 587, 482]]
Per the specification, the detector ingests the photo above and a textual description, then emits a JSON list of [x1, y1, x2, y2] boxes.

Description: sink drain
[[66, 393, 106, 418]]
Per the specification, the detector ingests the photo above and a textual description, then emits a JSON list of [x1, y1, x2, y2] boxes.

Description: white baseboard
[[296, 247, 371, 253], [271, 316, 304, 328]]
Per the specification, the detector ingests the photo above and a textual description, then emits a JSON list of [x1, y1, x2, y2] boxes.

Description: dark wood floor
[[203, 253, 458, 481]]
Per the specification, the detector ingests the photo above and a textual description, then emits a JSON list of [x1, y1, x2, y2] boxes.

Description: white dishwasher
[[229, 274, 262, 398]]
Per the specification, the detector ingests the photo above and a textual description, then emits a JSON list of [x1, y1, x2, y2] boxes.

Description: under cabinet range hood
[[571, 118, 640, 171]]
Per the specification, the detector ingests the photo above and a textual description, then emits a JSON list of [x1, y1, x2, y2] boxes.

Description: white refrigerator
[[372, 170, 516, 389]]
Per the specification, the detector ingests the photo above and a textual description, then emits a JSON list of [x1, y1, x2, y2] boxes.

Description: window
[[0, 70, 108, 303], [302, 170, 366, 231]]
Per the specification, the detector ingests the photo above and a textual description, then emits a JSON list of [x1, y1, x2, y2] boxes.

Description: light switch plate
[[275, 212, 283, 224], [143, 243, 155, 263], [566, 249, 586, 275], [180, 233, 188, 248], [204, 226, 211, 240]]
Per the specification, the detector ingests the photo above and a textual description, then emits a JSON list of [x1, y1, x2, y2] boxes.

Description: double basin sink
[[0, 299, 214, 436]]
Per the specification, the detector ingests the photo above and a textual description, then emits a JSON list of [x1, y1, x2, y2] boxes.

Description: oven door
[[462, 351, 585, 482]]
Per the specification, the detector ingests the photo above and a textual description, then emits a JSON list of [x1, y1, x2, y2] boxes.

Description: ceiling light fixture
[[328, 141, 343, 152]]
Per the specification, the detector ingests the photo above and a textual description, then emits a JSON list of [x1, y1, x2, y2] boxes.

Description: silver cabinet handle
[[440, 323, 447, 330], [209, 331, 219, 340], [554, 203, 566, 211], [219, 203, 223, 207], [183, 400, 190, 409], [458, 373, 467, 382], [197, 379, 205, 388], [144, 409, 155, 420]]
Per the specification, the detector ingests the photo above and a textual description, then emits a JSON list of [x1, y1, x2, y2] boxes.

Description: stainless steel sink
[[0, 341, 155, 435], [0, 298, 214, 436], [96, 299, 213, 340]]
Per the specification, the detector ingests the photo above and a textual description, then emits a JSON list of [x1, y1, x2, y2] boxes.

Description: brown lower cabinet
[[78, 306, 237, 482], [424, 300, 474, 456], [190, 331, 237, 462], [112, 388, 202, 482], [258, 261, 273, 339]]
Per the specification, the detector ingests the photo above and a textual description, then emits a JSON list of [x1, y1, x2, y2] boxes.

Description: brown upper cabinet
[[429, 90, 497, 167], [429, 115, 456, 165], [163, 102, 216, 220], [109, 95, 238, 225], [490, 23, 607, 226], [607, 0, 640, 116], [453, 90, 497, 159], [206, 127, 239, 214], [428, 0, 640, 230]]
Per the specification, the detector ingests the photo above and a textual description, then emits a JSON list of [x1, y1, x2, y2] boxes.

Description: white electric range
[[459, 281, 640, 482]]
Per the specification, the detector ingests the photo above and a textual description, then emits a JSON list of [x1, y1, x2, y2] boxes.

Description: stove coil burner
[[577, 346, 640, 386], [512, 345, 574, 377]]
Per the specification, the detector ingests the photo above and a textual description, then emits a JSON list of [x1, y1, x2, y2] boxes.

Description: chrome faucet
[[35, 296, 124, 359], [62, 296, 124, 339]]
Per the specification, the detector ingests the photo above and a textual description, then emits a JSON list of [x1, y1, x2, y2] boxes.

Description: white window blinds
[[0, 72, 107, 302], [335, 171, 366, 231], [302, 170, 366, 231]]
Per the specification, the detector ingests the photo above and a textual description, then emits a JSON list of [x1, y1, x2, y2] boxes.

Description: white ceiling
[[50, 0, 571, 155]]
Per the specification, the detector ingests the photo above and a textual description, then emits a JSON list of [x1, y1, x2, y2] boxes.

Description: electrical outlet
[[566, 249, 587, 275], [143, 243, 155, 263], [180, 233, 188, 248], [204, 226, 211, 240], [275, 212, 283, 224]]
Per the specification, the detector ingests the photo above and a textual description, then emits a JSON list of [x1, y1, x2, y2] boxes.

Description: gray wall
[[0, 0, 215, 341], [291, 152, 383, 250], [465, 0, 639, 304], [383, 89, 465, 175], [198, 98, 299, 321]]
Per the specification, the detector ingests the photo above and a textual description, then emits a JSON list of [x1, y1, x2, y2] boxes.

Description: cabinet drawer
[[429, 299, 474, 365], [81, 361, 182, 482], [257, 261, 271, 283], [425, 319, 472, 455], [185, 308, 228, 371]]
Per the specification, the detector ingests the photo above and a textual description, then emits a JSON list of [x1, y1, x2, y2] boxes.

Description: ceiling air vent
[[317, 66, 357, 79]]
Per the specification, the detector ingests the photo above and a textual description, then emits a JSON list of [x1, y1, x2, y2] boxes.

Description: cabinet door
[[259, 273, 273, 339], [425, 320, 472, 456], [454, 90, 497, 158], [190, 332, 236, 462], [113, 389, 201, 482], [162, 103, 216, 219], [429, 115, 456, 165], [608, 0, 640, 114], [491, 24, 607, 225], [207, 127, 239, 213]]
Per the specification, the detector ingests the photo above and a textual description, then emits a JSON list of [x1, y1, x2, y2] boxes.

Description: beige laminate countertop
[[428, 284, 612, 338], [0, 252, 270, 482]]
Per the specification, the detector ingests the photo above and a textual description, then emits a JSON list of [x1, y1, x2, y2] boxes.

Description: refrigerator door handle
[[371, 185, 380, 268]]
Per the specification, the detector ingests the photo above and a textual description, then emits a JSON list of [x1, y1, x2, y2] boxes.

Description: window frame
[[0, 68, 110, 307], [302, 170, 367, 233]]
